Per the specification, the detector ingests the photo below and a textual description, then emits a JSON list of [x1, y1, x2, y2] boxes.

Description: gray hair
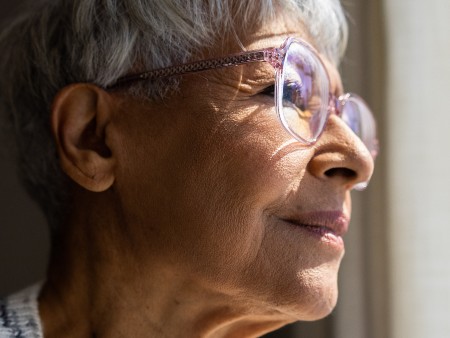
[[0, 0, 348, 232]]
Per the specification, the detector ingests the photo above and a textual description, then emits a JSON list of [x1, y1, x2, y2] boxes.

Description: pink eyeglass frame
[[109, 37, 378, 158], [110, 41, 286, 87]]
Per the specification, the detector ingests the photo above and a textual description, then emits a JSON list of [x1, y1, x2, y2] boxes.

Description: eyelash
[[259, 84, 275, 97]]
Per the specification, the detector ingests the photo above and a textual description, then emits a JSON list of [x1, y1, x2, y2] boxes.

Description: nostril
[[324, 167, 357, 180]]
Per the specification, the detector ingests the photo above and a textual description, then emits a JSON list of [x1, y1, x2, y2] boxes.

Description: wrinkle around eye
[[231, 74, 275, 97], [259, 84, 275, 98], [202, 62, 276, 96]]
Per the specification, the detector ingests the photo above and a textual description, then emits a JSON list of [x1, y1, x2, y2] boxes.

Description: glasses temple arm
[[108, 48, 282, 88]]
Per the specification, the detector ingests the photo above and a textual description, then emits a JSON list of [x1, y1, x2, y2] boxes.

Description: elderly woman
[[0, 0, 377, 337]]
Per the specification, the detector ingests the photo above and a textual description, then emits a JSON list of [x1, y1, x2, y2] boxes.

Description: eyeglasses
[[110, 37, 378, 159]]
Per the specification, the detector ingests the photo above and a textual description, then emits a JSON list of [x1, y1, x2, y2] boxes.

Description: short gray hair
[[0, 0, 348, 232]]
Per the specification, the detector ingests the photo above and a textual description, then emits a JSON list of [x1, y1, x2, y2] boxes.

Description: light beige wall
[[384, 1, 450, 337]]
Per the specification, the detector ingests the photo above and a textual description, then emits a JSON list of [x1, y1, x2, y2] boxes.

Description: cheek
[[171, 106, 313, 273], [108, 103, 291, 277], [209, 104, 309, 197], [112, 96, 332, 305]]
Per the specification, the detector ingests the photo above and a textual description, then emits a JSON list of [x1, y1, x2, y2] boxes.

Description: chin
[[304, 290, 339, 321], [277, 290, 338, 322], [292, 276, 339, 321], [271, 266, 340, 322]]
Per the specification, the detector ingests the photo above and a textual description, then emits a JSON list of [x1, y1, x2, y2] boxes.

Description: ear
[[51, 83, 116, 192]]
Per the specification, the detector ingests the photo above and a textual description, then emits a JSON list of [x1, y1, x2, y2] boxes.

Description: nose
[[307, 115, 375, 190]]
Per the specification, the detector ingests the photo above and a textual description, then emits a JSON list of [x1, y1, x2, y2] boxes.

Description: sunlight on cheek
[[271, 139, 298, 158]]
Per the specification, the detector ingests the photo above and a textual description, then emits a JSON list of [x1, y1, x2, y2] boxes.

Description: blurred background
[[1, 0, 449, 337]]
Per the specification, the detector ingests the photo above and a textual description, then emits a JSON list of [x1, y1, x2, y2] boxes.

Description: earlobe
[[51, 83, 116, 192]]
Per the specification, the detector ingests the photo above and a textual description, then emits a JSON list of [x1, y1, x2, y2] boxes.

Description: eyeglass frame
[[108, 37, 378, 158]]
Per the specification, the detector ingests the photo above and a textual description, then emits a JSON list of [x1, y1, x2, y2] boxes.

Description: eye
[[283, 81, 307, 111]]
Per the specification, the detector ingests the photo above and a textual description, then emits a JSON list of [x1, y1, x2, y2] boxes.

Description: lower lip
[[284, 220, 345, 250]]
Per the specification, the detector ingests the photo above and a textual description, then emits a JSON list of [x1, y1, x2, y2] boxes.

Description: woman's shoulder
[[0, 284, 43, 338]]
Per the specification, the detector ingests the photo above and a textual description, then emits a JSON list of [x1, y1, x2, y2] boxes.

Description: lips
[[281, 211, 349, 238]]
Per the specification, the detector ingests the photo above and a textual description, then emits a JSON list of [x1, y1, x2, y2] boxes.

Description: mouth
[[280, 211, 349, 248]]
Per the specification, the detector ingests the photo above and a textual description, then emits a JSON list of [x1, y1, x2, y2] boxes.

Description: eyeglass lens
[[339, 94, 379, 158], [277, 40, 378, 158], [278, 41, 330, 144]]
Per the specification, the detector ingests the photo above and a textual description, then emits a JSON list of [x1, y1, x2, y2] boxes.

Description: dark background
[[0, 1, 50, 297]]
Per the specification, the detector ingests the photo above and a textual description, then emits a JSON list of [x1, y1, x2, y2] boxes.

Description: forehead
[[235, 12, 311, 51]]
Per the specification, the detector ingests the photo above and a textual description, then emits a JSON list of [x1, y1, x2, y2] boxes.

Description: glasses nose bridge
[[328, 93, 350, 124], [328, 94, 341, 117]]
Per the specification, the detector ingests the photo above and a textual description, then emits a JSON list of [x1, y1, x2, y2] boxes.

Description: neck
[[38, 192, 291, 338]]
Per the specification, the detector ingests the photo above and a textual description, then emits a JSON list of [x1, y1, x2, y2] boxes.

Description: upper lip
[[281, 210, 350, 237]]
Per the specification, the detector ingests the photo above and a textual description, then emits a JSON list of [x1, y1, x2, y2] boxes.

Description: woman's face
[[110, 18, 374, 321]]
